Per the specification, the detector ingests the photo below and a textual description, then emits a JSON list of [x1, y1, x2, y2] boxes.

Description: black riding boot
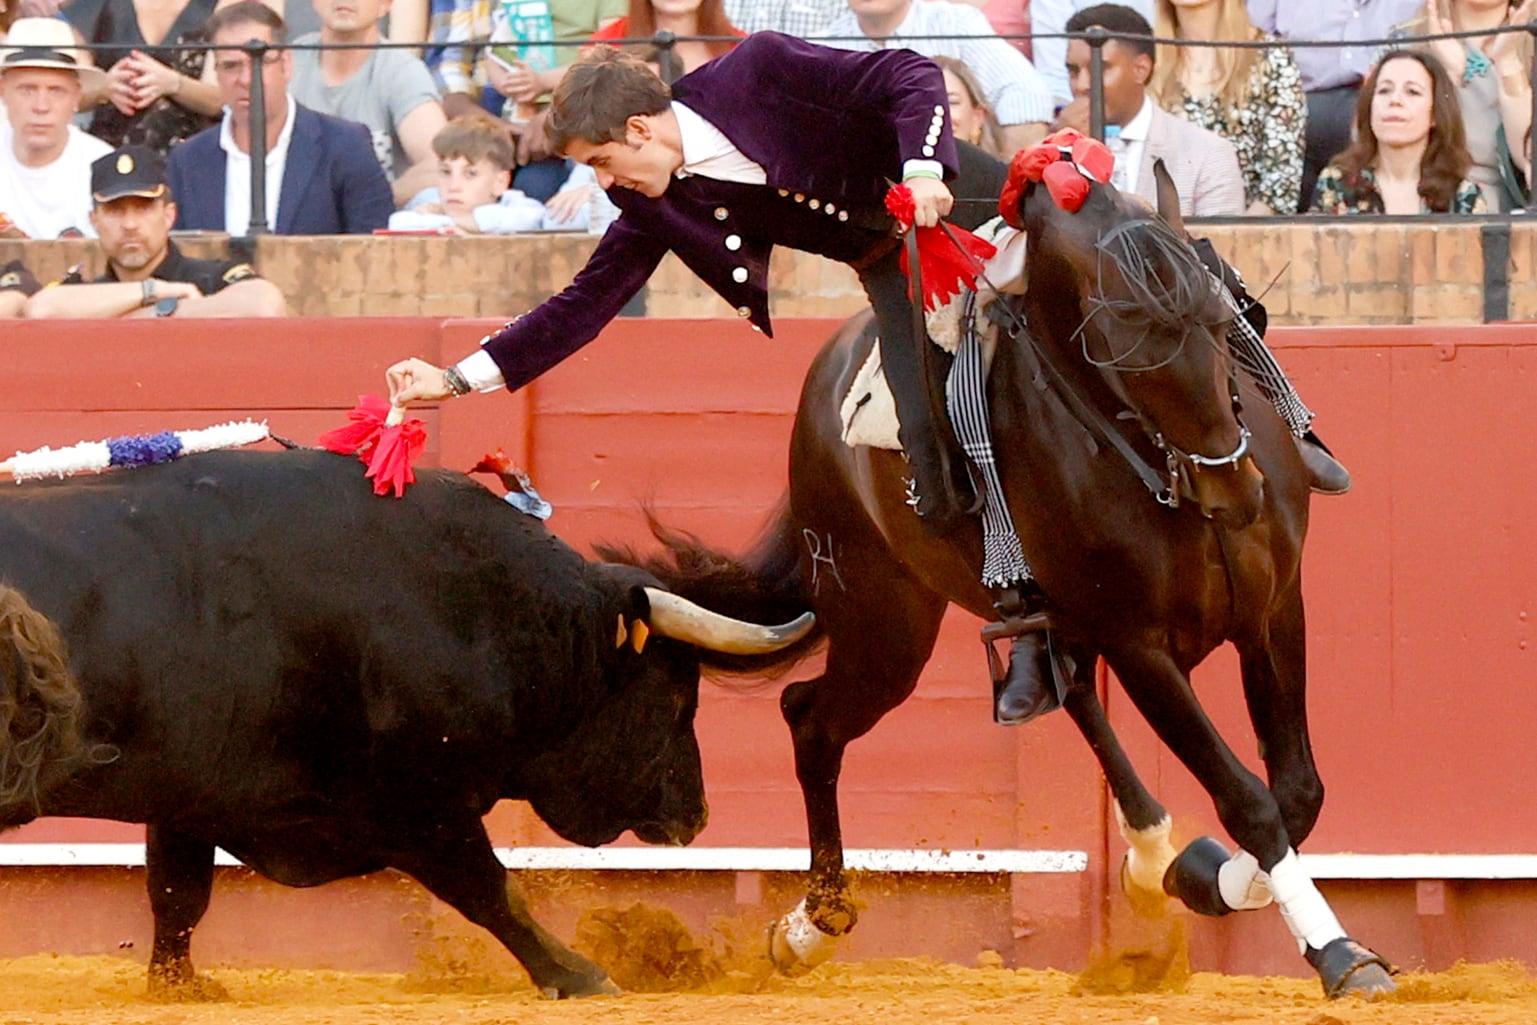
[[987, 581, 1063, 726], [1297, 431, 1351, 495], [858, 251, 979, 533]]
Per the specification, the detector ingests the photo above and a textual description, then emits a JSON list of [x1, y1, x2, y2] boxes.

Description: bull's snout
[[633, 798, 708, 847]]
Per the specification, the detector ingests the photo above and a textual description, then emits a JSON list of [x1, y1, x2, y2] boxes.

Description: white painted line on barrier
[[0, 846, 1533, 880], [0, 845, 1086, 873]]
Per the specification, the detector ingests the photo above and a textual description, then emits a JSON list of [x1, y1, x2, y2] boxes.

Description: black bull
[[0, 448, 811, 998]]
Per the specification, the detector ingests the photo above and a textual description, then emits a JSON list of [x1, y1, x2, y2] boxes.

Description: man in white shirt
[[167, 2, 393, 235], [1053, 3, 1243, 217], [0, 18, 111, 239], [824, 0, 1054, 153]]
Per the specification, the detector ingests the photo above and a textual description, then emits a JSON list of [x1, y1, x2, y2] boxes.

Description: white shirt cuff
[[458, 347, 506, 393], [902, 159, 944, 180]]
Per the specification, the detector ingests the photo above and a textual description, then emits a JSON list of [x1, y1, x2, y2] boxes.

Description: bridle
[[979, 221, 1253, 513]]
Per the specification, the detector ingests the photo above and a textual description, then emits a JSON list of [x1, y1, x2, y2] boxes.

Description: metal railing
[[63, 20, 1537, 233]]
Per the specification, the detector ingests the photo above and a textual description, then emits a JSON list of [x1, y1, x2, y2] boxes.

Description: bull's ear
[[1152, 159, 1186, 237]]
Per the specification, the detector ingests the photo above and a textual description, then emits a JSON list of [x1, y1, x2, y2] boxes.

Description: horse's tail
[[0, 584, 85, 814], [594, 498, 823, 678]]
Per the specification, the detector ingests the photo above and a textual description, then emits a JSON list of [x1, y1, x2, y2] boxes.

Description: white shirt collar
[[1117, 94, 1153, 142], [218, 94, 299, 162], [670, 101, 766, 185]]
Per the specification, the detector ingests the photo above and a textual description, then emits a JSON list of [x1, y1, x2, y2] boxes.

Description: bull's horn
[[643, 588, 815, 655]]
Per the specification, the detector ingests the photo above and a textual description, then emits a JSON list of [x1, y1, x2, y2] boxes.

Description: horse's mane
[[1084, 214, 1227, 338]]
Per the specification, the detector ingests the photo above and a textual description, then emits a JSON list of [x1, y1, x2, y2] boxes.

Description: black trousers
[[1299, 85, 1360, 213]]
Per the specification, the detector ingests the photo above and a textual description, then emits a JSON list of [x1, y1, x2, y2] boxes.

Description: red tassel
[[318, 394, 390, 461], [898, 224, 998, 312], [364, 417, 426, 498], [319, 394, 427, 498], [884, 183, 998, 313]]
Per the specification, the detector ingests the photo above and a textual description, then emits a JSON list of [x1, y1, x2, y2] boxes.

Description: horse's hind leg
[[1057, 652, 1173, 909], [769, 554, 948, 974]]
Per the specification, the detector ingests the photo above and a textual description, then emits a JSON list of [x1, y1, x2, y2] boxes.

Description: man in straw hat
[[0, 17, 111, 239]]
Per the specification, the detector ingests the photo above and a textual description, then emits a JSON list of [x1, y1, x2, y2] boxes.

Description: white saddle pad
[[839, 219, 1024, 451]]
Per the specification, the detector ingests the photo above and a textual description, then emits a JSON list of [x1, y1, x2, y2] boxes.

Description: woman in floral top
[[1312, 50, 1487, 214], [1150, 0, 1306, 215]]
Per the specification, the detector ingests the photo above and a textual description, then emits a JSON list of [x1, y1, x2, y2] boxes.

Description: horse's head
[[1006, 139, 1263, 527]]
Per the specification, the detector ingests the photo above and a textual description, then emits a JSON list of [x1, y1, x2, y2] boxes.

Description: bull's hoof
[[1161, 836, 1235, 917], [147, 968, 229, 1002], [767, 899, 843, 976], [539, 974, 622, 999], [1306, 937, 1396, 1000]]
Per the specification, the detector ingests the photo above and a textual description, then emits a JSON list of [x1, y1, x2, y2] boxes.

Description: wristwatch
[[141, 279, 157, 306], [154, 296, 180, 318]]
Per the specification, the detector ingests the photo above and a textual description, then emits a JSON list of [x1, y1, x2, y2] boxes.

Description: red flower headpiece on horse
[[999, 128, 1117, 227]]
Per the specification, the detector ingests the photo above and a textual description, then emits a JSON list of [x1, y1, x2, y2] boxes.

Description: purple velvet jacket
[[480, 32, 958, 391]]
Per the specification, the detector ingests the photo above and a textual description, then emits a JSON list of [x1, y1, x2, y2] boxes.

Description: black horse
[[610, 163, 1394, 999]]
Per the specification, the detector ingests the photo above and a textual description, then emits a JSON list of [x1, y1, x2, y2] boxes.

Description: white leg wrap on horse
[[1116, 806, 1176, 894], [1264, 849, 1345, 952], [1217, 849, 1273, 911], [777, 899, 837, 968]]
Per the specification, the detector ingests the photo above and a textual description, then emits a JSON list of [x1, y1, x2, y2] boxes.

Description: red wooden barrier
[[0, 317, 1531, 979]]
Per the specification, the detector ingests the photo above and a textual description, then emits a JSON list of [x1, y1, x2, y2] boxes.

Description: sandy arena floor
[[3, 902, 1536, 1025]]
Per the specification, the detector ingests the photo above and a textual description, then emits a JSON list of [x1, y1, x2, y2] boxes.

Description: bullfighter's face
[[564, 114, 682, 199]]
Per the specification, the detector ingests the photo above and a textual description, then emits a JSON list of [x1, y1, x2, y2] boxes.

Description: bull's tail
[[0, 585, 85, 814], [595, 498, 823, 677]]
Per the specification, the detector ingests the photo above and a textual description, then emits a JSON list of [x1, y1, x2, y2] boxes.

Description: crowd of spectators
[[0, 0, 1531, 295]]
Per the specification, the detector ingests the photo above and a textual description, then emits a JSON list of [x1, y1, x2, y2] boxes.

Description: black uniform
[[60, 241, 259, 294], [0, 260, 41, 297]]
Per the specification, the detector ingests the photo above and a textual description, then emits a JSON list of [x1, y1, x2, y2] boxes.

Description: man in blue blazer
[[167, 2, 391, 235]]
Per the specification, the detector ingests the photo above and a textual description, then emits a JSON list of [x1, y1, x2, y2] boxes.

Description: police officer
[[25, 145, 288, 320]]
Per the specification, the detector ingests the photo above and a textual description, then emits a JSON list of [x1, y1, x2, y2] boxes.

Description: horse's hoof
[[1120, 854, 1170, 916], [768, 899, 840, 976], [1161, 836, 1235, 917], [1306, 937, 1396, 1000]]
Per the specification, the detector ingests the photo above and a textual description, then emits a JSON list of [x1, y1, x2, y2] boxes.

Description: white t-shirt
[[0, 124, 111, 239]]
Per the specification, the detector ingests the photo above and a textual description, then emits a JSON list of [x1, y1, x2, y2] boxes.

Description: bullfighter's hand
[[904, 175, 953, 228], [387, 357, 452, 405]]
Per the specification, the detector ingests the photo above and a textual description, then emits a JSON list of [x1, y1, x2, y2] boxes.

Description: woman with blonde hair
[[1393, 0, 1533, 209], [1312, 49, 1486, 213], [933, 56, 1006, 159], [1150, 0, 1306, 214]]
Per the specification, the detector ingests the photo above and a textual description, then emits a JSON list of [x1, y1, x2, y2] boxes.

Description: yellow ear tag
[[630, 619, 650, 654]]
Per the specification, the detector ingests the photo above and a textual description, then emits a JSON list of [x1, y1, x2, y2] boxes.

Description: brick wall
[[6, 220, 1532, 324]]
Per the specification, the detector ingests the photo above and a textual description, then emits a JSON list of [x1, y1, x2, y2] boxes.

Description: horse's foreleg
[[769, 572, 948, 975], [1240, 584, 1324, 846], [1110, 645, 1394, 999], [1057, 653, 1173, 907]]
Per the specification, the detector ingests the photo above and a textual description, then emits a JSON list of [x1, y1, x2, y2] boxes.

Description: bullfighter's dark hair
[[547, 45, 672, 154], [204, 0, 288, 46], [1065, 4, 1156, 64]]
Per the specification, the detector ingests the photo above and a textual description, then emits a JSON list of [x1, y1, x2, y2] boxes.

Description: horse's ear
[[1152, 159, 1186, 237]]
